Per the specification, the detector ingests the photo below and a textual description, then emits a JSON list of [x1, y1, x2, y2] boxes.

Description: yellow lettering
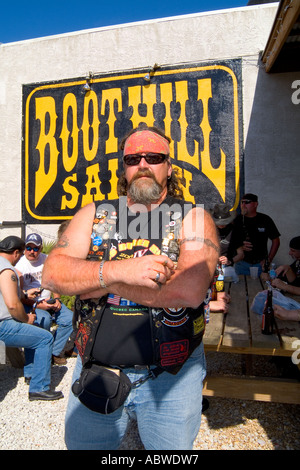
[[81, 163, 103, 206], [173, 165, 195, 204], [60, 93, 79, 172], [198, 79, 226, 201], [175, 81, 200, 170], [128, 84, 156, 128], [159, 83, 174, 156], [107, 158, 119, 199], [35, 96, 59, 208], [81, 91, 100, 161], [61, 174, 80, 209], [100, 88, 122, 154]]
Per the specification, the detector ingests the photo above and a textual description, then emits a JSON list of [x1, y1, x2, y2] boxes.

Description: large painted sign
[[22, 60, 243, 223]]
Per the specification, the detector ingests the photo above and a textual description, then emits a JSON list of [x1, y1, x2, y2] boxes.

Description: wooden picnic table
[[203, 275, 300, 405]]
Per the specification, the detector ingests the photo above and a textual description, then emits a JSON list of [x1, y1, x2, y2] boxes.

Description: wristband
[[99, 260, 107, 288]]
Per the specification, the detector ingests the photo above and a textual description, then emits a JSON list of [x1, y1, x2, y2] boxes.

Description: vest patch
[[160, 340, 189, 367]]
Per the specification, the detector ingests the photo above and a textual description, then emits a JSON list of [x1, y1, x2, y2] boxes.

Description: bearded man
[[42, 124, 219, 450]]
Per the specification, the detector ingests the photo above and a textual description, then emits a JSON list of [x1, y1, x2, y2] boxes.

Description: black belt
[[113, 364, 152, 370]]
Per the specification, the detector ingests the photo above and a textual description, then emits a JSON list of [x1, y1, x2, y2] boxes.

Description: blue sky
[[0, 0, 250, 44]]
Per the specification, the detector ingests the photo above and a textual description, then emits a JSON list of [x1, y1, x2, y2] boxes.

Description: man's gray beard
[[127, 177, 163, 206]]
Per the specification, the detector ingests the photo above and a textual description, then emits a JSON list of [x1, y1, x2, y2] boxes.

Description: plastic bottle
[[216, 264, 225, 293], [269, 263, 277, 280]]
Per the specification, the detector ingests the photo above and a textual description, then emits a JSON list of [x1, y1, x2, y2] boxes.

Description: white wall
[[0, 3, 298, 264]]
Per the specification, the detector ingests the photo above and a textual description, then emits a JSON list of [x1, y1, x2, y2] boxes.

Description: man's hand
[[26, 313, 36, 324]]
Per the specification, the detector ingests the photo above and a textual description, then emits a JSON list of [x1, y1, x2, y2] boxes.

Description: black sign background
[[22, 60, 243, 223]]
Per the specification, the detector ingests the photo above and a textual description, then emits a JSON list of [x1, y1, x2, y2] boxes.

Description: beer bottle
[[216, 263, 225, 293], [211, 269, 218, 300], [263, 258, 270, 274], [261, 285, 274, 335]]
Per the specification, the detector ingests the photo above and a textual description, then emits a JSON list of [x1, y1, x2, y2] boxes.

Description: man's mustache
[[130, 169, 156, 184]]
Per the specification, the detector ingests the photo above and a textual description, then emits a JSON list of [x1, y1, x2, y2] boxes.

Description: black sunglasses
[[123, 153, 168, 166], [241, 200, 253, 205]]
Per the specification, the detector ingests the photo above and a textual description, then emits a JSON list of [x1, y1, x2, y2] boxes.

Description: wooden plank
[[203, 375, 300, 404], [204, 344, 293, 357], [6, 347, 25, 368], [222, 277, 250, 348], [247, 276, 281, 350], [203, 313, 224, 347]]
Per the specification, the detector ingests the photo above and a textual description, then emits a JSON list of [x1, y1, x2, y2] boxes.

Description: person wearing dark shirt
[[271, 236, 300, 289], [210, 203, 243, 283], [229, 193, 280, 276]]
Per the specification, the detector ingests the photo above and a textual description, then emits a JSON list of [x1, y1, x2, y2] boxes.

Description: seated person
[[273, 236, 300, 287], [228, 193, 280, 276], [210, 203, 243, 282], [269, 237, 300, 323], [0, 236, 63, 401], [273, 305, 300, 322], [16, 233, 73, 366], [210, 292, 230, 314]]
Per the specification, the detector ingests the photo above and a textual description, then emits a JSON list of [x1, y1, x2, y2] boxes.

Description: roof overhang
[[262, 0, 300, 72]]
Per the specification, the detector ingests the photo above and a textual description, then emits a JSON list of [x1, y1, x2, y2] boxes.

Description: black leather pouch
[[72, 362, 132, 414]]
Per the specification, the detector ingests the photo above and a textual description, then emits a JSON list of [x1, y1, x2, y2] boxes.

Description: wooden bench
[[0, 341, 25, 368], [203, 275, 300, 404]]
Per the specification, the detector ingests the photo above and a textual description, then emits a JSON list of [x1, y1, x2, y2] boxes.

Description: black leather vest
[[74, 196, 205, 375]]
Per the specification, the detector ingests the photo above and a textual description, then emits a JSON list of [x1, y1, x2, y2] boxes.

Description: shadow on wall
[[243, 60, 300, 264]]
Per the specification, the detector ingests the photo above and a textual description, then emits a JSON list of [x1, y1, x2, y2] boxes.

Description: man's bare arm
[[82, 208, 219, 309], [43, 204, 219, 309], [0, 270, 32, 322]]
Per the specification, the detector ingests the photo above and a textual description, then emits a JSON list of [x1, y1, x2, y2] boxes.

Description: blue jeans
[[0, 318, 53, 393], [234, 260, 263, 276], [24, 303, 73, 356], [65, 343, 206, 450]]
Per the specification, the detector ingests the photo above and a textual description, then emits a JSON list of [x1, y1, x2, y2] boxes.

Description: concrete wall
[[0, 3, 299, 264]]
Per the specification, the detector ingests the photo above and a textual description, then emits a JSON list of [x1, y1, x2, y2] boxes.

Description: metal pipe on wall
[[0, 221, 26, 240]]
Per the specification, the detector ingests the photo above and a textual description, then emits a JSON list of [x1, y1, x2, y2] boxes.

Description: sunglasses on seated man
[[241, 200, 254, 205], [123, 153, 168, 166], [25, 246, 40, 252]]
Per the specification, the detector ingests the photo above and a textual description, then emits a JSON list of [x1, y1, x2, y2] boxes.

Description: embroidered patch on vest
[[193, 315, 205, 335], [160, 339, 189, 367], [162, 307, 188, 327]]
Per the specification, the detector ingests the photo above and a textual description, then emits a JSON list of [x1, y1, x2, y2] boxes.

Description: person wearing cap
[[42, 124, 219, 450], [229, 193, 280, 276], [208, 203, 243, 313], [0, 236, 63, 401], [16, 233, 73, 366], [210, 203, 244, 273]]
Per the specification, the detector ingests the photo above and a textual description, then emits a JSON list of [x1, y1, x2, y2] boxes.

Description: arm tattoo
[[11, 273, 18, 283], [179, 237, 220, 254], [55, 235, 70, 249]]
